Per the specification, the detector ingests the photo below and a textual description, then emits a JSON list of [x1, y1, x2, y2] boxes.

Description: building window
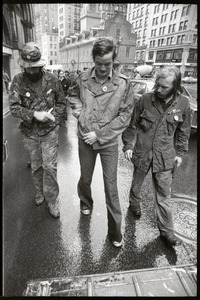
[[179, 21, 184, 31], [174, 9, 178, 19], [181, 35, 185, 43], [116, 28, 120, 36], [183, 20, 188, 30], [154, 5, 160, 14], [126, 47, 130, 58], [188, 49, 197, 61], [156, 50, 164, 62], [182, 5, 190, 16], [193, 34, 197, 44], [50, 37, 52, 41], [164, 50, 173, 61], [167, 37, 174, 45], [172, 49, 183, 62], [50, 51, 53, 56], [55, 51, 57, 56], [148, 51, 154, 60], [172, 24, 176, 32], [50, 44, 52, 49], [177, 36, 181, 44]]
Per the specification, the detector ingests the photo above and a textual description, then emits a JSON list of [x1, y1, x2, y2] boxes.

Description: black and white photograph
[[2, 3, 197, 296]]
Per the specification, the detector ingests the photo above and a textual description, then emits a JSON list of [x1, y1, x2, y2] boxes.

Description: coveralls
[[9, 70, 66, 205], [68, 67, 134, 242], [122, 91, 191, 235]]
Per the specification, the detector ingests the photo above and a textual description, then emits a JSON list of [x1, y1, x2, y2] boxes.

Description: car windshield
[[132, 81, 155, 94]]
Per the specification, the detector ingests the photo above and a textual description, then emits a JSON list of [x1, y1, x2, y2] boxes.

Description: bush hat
[[18, 42, 46, 68]]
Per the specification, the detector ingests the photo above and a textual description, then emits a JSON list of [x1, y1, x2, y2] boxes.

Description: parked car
[[131, 79, 197, 130], [182, 76, 197, 84], [130, 79, 155, 102]]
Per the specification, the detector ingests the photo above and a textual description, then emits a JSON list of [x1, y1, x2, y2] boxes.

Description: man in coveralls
[[9, 42, 66, 218], [68, 37, 134, 247], [122, 66, 191, 246]]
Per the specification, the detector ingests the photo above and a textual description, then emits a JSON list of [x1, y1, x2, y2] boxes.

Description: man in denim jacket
[[9, 42, 65, 218], [122, 66, 191, 247], [68, 37, 134, 247]]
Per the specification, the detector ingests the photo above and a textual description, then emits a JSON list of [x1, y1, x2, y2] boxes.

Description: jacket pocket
[[166, 112, 183, 135], [162, 150, 176, 170], [20, 91, 33, 109], [140, 109, 157, 131]]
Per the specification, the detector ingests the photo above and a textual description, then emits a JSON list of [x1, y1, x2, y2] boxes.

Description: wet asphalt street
[[3, 105, 197, 296]]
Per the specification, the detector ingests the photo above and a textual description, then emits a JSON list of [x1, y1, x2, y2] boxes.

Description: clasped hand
[[83, 132, 97, 145], [33, 111, 55, 122]]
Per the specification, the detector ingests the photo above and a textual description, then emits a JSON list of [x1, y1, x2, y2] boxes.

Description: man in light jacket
[[68, 37, 134, 247]]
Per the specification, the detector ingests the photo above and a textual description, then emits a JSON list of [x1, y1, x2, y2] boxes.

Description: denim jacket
[[68, 67, 134, 150], [122, 91, 191, 172], [9, 70, 66, 137]]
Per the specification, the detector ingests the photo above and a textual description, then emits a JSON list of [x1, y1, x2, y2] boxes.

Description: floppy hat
[[17, 42, 46, 68]]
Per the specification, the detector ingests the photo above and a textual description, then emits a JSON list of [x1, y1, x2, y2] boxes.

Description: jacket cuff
[[123, 144, 133, 152]]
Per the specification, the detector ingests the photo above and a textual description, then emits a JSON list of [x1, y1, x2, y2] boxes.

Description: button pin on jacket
[[102, 86, 107, 92], [174, 115, 179, 121]]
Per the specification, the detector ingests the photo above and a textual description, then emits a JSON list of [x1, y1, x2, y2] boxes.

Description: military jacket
[[68, 67, 134, 150], [122, 91, 191, 173], [9, 71, 66, 137]]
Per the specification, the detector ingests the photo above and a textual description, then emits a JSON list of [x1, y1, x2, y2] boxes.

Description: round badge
[[27, 55, 30, 59], [26, 92, 30, 97], [102, 86, 107, 92], [174, 115, 179, 121]]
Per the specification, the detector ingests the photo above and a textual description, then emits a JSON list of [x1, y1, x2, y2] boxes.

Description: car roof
[[130, 79, 155, 84]]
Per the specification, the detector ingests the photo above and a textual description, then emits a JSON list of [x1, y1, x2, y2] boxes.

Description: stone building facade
[[3, 3, 35, 84], [59, 13, 136, 75]]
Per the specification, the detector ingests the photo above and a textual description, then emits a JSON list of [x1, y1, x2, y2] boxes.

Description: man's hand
[[174, 156, 182, 167], [124, 149, 133, 161], [83, 132, 97, 145], [33, 111, 55, 122]]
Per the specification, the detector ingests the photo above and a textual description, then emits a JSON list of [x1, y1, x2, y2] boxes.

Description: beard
[[154, 86, 175, 100], [25, 70, 43, 82]]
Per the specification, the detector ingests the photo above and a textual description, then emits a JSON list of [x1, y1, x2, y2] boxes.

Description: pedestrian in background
[[122, 66, 191, 247], [58, 70, 70, 123], [3, 69, 10, 93], [9, 42, 66, 218], [68, 37, 134, 247]]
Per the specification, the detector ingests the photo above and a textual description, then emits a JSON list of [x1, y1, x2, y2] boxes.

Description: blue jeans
[[130, 166, 174, 235], [78, 138, 122, 242], [23, 127, 59, 205]]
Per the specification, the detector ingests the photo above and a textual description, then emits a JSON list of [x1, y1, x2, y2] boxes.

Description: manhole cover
[[171, 196, 197, 245]]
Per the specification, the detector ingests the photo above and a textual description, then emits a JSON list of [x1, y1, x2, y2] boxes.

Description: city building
[[33, 4, 59, 65], [127, 4, 197, 76], [59, 11, 136, 74], [80, 3, 127, 31], [3, 3, 35, 84], [58, 4, 82, 39]]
